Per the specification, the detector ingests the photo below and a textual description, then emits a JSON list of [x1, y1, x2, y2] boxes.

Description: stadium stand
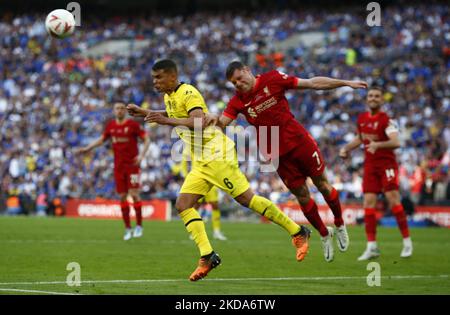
[[0, 2, 449, 215]]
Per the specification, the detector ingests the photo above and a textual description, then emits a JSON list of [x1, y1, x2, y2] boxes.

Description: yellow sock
[[180, 208, 213, 257], [212, 209, 221, 232], [249, 195, 300, 236]]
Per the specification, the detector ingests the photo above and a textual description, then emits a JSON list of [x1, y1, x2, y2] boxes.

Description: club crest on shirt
[[248, 107, 257, 118]]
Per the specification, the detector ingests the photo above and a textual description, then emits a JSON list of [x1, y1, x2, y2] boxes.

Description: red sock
[[301, 198, 329, 237], [324, 187, 344, 227], [134, 201, 142, 227], [120, 201, 131, 229], [364, 208, 377, 241], [392, 204, 410, 238]]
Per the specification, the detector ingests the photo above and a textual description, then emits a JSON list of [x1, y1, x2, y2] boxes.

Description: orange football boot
[[189, 252, 221, 281], [292, 226, 311, 261]]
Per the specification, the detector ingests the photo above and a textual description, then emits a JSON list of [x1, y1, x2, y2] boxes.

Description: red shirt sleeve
[[137, 123, 146, 139], [223, 96, 241, 120], [356, 114, 363, 137], [270, 70, 299, 90], [356, 114, 364, 141], [103, 122, 111, 140], [380, 114, 389, 132]]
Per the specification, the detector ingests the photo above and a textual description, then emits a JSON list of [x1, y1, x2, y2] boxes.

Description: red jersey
[[357, 111, 399, 166], [103, 119, 146, 169], [224, 70, 311, 157]]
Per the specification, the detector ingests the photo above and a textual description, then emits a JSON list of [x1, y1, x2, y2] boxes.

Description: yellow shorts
[[180, 156, 249, 199], [199, 186, 219, 203]]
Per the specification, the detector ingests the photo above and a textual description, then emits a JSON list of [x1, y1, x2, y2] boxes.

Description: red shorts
[[114, 166, 140, 194], [363, 164, 399, 194], [276, 138, 325, 190]]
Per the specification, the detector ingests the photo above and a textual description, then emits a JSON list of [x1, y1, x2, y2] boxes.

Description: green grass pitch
[[0, 216, 449, 295]]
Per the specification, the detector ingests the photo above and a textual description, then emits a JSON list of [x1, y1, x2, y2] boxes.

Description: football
[[45, 9, 76, 39]]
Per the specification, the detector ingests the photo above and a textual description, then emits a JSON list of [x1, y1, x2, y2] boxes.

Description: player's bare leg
[[385, 190, 413, 258], [176, 193, 220, 281], [119, 193, 132, 241], [311, 173, 349, 252], [358, 193, 380, 261], [129, 189, 143, 238], [290, 184, 334, 261], [234, 188, 311, 262]]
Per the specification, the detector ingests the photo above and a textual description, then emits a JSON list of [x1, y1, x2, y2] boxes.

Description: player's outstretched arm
[[296, 77, 368, 90], [74, 136, 104, 154], [144, 108, 205, 129], [127, 104, 151, 117], [339, 135, 363, 158], [204, 113, 233, 130]]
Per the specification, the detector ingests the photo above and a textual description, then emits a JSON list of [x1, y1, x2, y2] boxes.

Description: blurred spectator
[[6, 193, 21, 215], [36, 191, 48, 216]]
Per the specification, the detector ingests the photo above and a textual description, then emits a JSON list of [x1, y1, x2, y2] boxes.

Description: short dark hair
[[152, 59, 178, 73], [226, 61, 245, 80], [368, 86, 383, 93]]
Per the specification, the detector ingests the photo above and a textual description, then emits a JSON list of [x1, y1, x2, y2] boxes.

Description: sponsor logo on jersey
[[112, 136, 130, 143], [255, 96, 277, 113], [366, 122, 379, 129]]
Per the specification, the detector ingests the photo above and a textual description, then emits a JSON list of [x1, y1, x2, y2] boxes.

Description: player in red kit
[[340, 87, 413, 260], [77, 102, 150, 241], [207, 61, 367, 262]]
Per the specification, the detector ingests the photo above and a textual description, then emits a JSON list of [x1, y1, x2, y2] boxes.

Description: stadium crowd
[[0, 3, 449, 215]]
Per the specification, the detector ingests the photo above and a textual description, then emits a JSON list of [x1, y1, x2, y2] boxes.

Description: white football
[[45, 9, 76, 39]]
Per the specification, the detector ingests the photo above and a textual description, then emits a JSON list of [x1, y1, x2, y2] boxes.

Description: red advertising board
[[414, 206, 450, 227], [65, 199, 171, 221], [277, 203, 450, 227]]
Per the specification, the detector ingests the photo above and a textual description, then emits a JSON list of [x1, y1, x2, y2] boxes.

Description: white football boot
[[133, 225, 143, 238], [213, 230, 228, 241], [400, 237, 413, 258], [357, 242, 380, 261], [320, 227, 335, 262], [335, 224, 349, 252], [123, 228, 132, 241]]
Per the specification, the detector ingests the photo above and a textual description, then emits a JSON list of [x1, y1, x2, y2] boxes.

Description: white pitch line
[[0, 275, 447, 286], [0, 288, 82, 295]]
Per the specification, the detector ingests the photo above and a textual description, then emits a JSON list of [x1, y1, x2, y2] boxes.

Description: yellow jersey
[[164, 83, 235, 163]]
